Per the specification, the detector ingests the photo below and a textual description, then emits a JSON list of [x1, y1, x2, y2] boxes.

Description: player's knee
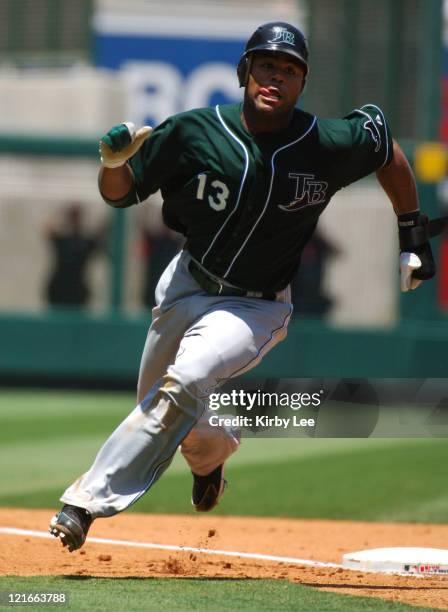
[[158, 373, 204, 419], [167, 362, 222, 400]]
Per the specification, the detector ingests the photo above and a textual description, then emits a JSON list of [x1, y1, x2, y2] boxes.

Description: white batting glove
[[99, 122, 152, 169], [400, 252, 423, 292]]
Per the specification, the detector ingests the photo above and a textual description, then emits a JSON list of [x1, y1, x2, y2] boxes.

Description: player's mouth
[[258, 87, 282, 103]]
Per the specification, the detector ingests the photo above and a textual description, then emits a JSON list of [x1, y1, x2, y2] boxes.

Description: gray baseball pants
[[61, 250, 292, 517]]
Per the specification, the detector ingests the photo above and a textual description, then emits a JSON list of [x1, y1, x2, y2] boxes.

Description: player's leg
[[55, 253, 197, 519], [60, 255, 291, 519], [173, 294, 292, 396], [69, 251, 292, 518], [176, 289, 292, 509], [49, 371, 202, 550], [132, 254, 243, 513], [138, 306, 243, 489], [136, 300, 246, 512], [136, 251, 196, 403], [58, 372, 202, 515], [179, 407, 240, 511], [50, 253, 201, 551], [50, 252, 291, 548]]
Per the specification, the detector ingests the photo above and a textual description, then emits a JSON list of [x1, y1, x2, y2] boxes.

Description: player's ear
[[237, 55, 253, 88]]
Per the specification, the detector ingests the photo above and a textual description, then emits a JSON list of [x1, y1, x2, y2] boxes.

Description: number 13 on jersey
[[196, 173, 229, 211]]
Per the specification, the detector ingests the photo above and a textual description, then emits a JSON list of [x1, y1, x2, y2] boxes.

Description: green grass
[[216, 438, 448, 522], [0, 577, 438, 611], [0, 390, 130, 444], [0, 390, 447, 522]]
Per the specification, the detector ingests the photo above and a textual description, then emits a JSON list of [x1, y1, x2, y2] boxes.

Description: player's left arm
[[376, 139, 436, 292]]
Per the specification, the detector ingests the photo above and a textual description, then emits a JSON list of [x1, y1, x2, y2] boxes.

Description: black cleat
[[49, 504, 92, 552], [192, 465, 227, 512]]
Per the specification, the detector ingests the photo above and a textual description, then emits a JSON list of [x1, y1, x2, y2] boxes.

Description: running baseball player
[[49, 22, 435, 551]]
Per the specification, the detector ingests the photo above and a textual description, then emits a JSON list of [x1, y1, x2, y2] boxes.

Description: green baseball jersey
[[124, 102, 392, 292]]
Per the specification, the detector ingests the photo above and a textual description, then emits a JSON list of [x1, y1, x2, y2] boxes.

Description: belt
[[188, 259, 276, 301]]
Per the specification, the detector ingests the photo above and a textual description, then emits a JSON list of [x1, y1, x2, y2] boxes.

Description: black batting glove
[[398, 211, 436, 292]]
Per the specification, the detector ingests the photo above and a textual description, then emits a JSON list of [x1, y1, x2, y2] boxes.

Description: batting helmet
[[237, 22, 309, 87]]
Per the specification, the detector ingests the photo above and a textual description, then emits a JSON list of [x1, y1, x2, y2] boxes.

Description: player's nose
[[270, 69, 284, 83]]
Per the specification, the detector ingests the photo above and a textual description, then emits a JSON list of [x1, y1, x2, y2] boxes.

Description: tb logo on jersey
[[279, 173, 328, 212], [362, 115, 382, 153]]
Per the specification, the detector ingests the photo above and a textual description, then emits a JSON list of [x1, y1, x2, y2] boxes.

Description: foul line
[[0, 527, 430, 578], [0, 526, 341, 569]]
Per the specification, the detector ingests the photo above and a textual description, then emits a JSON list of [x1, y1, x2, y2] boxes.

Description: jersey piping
[[200, 105, 250, 266], [223, 114, 317, 278], [224, 300, 293, 381]]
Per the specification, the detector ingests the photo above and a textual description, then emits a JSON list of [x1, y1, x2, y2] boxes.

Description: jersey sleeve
[[127, 116, 181, 203], [331, 104, 393, 188]]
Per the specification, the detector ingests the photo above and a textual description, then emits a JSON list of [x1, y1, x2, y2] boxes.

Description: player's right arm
[[98, 117, 183, 208], [99, 165, 135, 205], [98, 122, 152, 208]]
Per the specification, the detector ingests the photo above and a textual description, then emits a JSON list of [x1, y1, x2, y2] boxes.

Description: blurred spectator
[[43, 203, 106, 309], [291, 229, 340, 317]]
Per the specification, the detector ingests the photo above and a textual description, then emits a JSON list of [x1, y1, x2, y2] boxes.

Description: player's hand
[[398, 212, 436, 292], [99, 122, 152, 169]]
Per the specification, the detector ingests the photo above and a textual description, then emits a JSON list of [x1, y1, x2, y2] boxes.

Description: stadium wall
[[0, 312, 446, 385]]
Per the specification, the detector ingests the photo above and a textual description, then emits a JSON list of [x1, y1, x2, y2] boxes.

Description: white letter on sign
[[184, 62, 241, 110], [123, 61, 181, 126]]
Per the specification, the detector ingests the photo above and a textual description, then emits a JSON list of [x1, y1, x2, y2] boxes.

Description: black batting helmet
[[237, 22, 309, 87]]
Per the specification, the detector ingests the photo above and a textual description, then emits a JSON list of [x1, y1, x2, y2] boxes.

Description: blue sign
[[94, 21, 245, 127]]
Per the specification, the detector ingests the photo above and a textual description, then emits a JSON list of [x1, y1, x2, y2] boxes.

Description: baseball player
[[49, 22, 435, 551]]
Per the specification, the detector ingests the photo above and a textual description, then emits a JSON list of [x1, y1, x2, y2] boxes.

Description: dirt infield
[[1, 509, 448, 609]]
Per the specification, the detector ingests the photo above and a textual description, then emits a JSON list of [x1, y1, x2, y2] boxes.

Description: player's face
[[246, 52, 305, 116]]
